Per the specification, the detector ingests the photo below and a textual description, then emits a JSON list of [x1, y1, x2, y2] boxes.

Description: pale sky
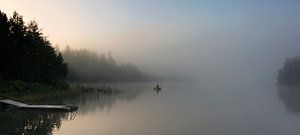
[[1, 0, 300, 81]]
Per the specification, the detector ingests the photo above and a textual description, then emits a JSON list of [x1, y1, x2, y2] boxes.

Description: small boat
[[153, 84, 162, 90], [153, 87, 161, 90], [153, 87, 161, 93], [153, 84, 162, 93]]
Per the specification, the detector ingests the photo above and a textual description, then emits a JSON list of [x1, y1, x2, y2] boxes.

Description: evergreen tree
[[62, 46, 146, 82], [0, 10, 68, 82], [0, 11, 10, 80]]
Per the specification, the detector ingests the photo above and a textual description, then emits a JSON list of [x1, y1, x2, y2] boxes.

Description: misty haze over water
[[2, 81, 300, 135], [1, 0, 300, 135], [2, 0, 300, 82]]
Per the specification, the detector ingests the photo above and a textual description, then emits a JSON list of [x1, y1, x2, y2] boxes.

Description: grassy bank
[[0, 80, 120, 102], [0, 80, 72, 101]]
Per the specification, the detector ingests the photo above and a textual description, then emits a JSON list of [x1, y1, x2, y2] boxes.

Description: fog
[[105, 3, 300, 83], [1, 0, 300, 83], [2, 1, 300, 135]]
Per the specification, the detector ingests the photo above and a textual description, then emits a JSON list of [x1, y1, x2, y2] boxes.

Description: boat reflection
[[153, 88, 161, 93]]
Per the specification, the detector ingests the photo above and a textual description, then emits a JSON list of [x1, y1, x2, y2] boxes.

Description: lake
[[1, 80, 300, 135]]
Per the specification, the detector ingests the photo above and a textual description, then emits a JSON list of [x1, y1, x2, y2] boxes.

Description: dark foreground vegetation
[[0, 80, 70, 100], [278, 57, 300, 85], [0, 11, 68, 82], [0, 85, 132, 135], [0, 10, 69, 98]]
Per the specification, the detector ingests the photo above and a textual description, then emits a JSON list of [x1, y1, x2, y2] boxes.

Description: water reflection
[[277, 85, 300, 114], [153, 88, 161, 93], [0, 109, 75, 135], [31, 85, 143, 116], [0, 84, 145, 135]]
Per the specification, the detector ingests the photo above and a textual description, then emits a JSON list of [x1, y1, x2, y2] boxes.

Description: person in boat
[[156, 84, 160, 89], [154, 84, 161, 93]]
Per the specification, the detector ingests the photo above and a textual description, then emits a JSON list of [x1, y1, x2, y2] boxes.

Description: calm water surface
[[1, 81, 300, 135]]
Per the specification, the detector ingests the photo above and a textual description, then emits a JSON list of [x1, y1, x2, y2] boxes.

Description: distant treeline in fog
[[278, 56, 300, 85], [61, 46, 147, 82]]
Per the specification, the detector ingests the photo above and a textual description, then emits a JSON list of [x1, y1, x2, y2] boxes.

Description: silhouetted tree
[[0, 10, 68, 82], [0, 11, 11, 81]]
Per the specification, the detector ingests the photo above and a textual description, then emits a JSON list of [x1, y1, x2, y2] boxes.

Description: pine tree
[[0, 10, 68, 83]]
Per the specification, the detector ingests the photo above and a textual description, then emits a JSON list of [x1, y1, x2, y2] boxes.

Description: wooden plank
[[0, 99, 78, 112], [0, 99, 28, 107]]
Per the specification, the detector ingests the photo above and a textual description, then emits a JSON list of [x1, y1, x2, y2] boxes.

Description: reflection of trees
[[278, 85, 300, 114], [39, 85, 143, 116], [0, 109, 75, 135], [0, 84, 145, 134], [75, 89, 142, 115]]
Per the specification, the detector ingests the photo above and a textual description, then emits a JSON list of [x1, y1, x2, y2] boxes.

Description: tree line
[[0, 10, 146, 84], [62, 46, 147, 82], [0, 10, 68, 83], [278, 56, 300, 85]]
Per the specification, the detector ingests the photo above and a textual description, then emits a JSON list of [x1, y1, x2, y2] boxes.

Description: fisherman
[[156, 84, 160, 89]]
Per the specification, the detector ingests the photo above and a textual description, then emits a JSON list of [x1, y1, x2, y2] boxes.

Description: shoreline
[[0, 80, 120, 102]]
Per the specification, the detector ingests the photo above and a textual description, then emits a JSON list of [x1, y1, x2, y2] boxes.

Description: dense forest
[[61, 46, 147, 82], [0, 10, 147, 86], [278, 57, 300, 85], [0, 10, 68, 83]]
